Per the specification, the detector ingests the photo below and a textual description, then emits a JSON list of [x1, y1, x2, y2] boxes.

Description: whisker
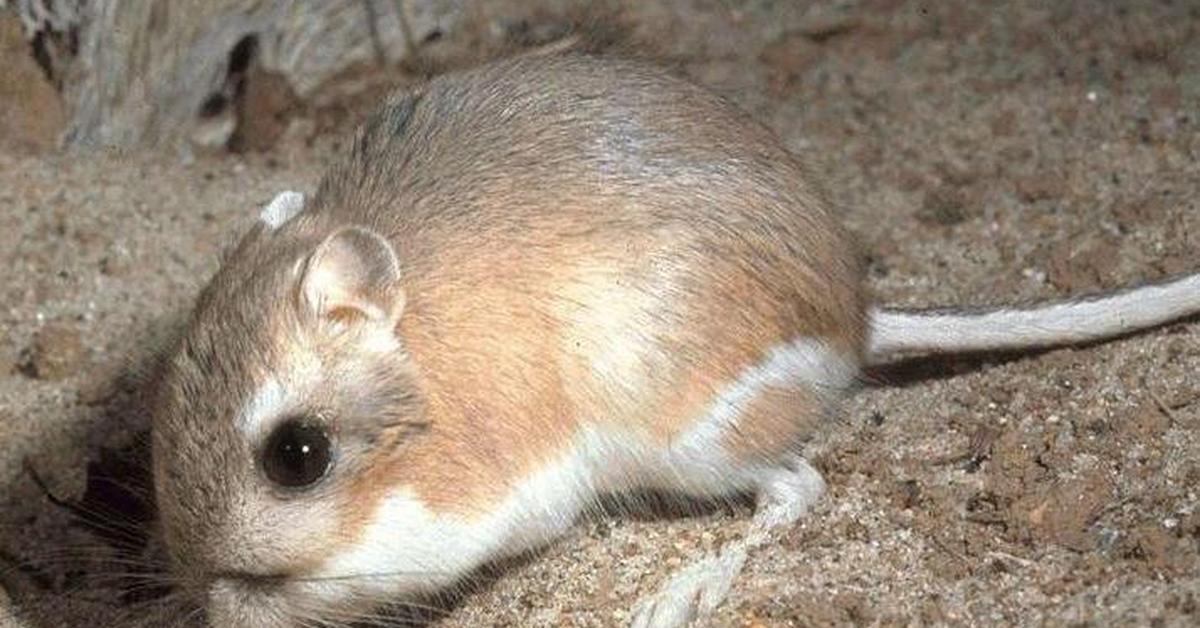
[[1, 551, 177, 598], [282, 584, 454, 625], [6, 551, 166, 571], [290, 569, 458, 584], [289, 599, 435, 628], [20, 463, 152, 521], [21, 459, 156, 544], [164, 604, 205, 628], [0, 512, 152, 552]]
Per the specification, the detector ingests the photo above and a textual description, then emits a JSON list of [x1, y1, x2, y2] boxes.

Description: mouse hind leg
[[628, 339, 856, 628], [629, 456, 826, 628]]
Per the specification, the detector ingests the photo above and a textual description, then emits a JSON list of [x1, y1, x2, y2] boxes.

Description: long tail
[[866, 272, 1200, 367]]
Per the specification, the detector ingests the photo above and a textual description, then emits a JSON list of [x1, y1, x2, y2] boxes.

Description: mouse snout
[[206, 572, 303, 628], [160, 510, 304, 586], [182, 536, 309, 587]]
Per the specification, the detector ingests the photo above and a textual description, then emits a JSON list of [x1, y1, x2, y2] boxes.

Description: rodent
[[148, 54, 1200, 628]]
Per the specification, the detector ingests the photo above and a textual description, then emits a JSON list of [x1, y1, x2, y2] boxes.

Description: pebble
[[99, 245, 133, 277], [26, 322, 86, 380], [1014, 172, 1066, 203]]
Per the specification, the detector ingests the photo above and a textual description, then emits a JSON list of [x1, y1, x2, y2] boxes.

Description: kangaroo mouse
[[148, 54, 1200, 628]]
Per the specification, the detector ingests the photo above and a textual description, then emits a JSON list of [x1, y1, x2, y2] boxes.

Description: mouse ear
[[260, 191, 305, 229], [300, 227, 404, 328]]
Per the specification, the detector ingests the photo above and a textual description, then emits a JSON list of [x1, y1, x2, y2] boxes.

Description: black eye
[[261, 418, 333, 489]]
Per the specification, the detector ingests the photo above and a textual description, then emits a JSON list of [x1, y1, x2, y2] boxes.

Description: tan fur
[[151, 53, 868, 615], [320, 56, 866, 529], [721, 384, 825, 462]]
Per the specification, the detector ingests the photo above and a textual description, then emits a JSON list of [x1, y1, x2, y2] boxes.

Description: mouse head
[[150, 192, 431, 626]]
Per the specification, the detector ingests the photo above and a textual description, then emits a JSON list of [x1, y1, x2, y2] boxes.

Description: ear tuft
[[301, 227, 404, 327], [260, 191, 305, 229]]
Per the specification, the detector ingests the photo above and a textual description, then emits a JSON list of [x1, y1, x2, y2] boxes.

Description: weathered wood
[[0, 12, 66, 154], [3, 0, 460, 150]]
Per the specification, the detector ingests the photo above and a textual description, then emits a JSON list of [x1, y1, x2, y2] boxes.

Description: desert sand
[[2, 1, 1198, 626]]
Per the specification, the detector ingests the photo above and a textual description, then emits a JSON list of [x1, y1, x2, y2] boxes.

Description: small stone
[[99, 246, 134, 277], [916, 186, 971, 226], [892, 479, 921, 510], [77, 365, 119, 405], [278, 116, 317, 152], [26, 322, 86, 380], [1014, 172, 1066, 203], [1043, 235, 1118, 293], [759, 31, 822, 94], [990, 109, 1018, 137], [229, 66, 301, 153]]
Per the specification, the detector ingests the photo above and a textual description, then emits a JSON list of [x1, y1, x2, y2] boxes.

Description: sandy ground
[[2, 0, 1199, 626]]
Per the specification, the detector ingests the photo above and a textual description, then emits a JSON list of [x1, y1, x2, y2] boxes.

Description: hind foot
[[627, 457, 825, 628]]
